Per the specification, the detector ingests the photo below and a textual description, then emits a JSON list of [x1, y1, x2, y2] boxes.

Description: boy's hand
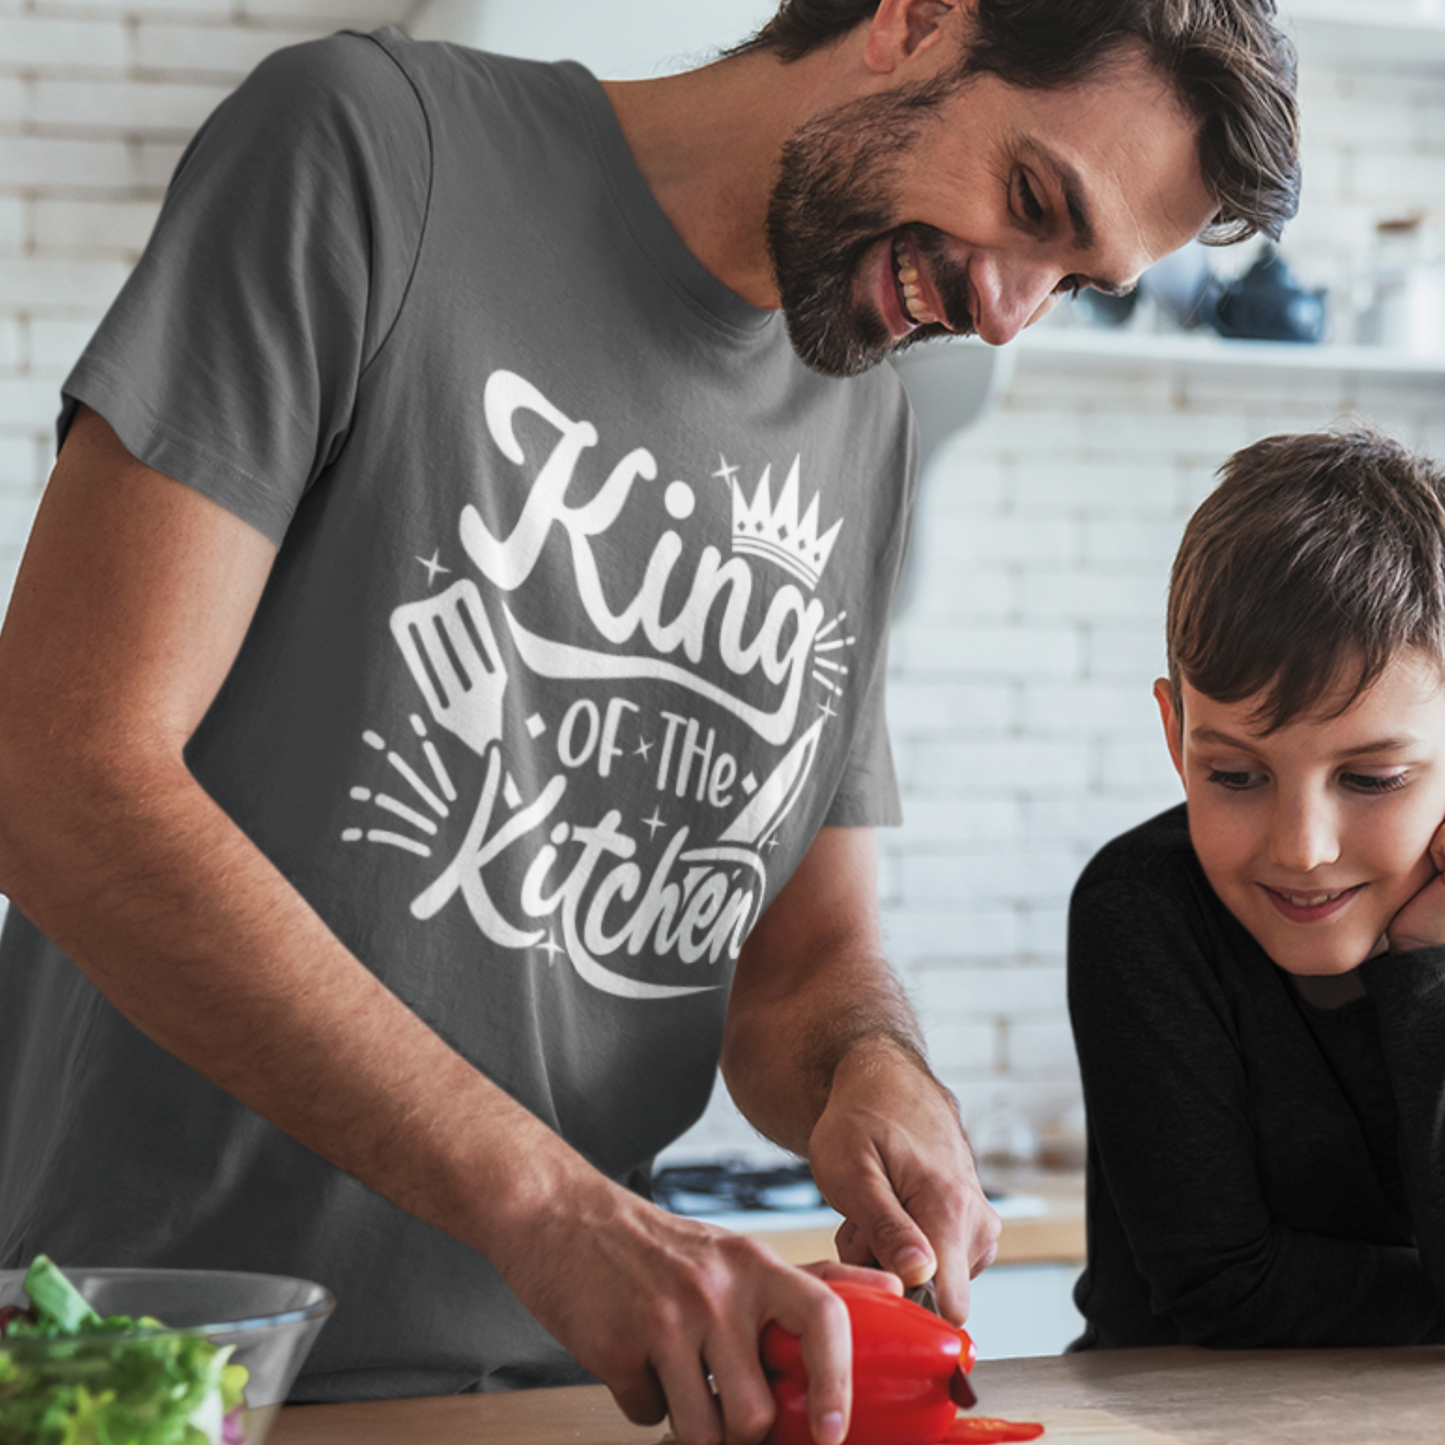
[[1386, 820, 1445, 954]]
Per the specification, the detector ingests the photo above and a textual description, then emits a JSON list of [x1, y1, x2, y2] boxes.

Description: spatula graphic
[[391, 579, 508, 757]]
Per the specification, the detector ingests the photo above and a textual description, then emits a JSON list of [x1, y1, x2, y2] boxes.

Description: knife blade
[[903, 1280, 978, 1410]]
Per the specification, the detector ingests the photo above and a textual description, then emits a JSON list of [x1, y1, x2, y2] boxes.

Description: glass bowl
[[0, 1265, 335, 1444]]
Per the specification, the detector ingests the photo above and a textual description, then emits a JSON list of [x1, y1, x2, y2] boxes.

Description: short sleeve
[[823, 393, 913, 831], [824, 627, 902, 827], [59, 31, 431, 544]]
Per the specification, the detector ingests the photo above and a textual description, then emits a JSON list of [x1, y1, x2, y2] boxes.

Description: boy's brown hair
[[1167, 427, 1445, 732]]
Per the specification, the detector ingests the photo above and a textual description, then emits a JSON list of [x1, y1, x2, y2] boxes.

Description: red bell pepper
[[944, 1419, 1045, 1443], [760, 1280, 982, 1445]]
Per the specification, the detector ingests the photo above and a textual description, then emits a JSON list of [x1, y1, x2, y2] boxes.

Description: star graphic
[[818, 698, 838, 721], [642, 808, 666, 838], [538, 933, 565, 964], [634, 736, 653, 762], [417, 550, 451, 587], [713, 454, 740, 487]]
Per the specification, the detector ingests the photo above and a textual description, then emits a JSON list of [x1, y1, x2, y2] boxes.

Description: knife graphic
[[718, 719, 824, 847]]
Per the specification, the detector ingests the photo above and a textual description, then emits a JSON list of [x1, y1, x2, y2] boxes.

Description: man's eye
[[1016, 172, 1043, 223], [1206, 768, 1263, 791], [1342, 771, 1409, 794]]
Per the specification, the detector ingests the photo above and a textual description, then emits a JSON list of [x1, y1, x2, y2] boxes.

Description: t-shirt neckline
[[556, 60, 778, 338]]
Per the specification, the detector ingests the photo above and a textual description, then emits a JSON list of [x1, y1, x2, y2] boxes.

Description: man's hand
[[1386, 819, 1445, 955], [488, 1166, 901, 1445], [810, 1041, 999, 1325], [720, 827, 1000, 1331]]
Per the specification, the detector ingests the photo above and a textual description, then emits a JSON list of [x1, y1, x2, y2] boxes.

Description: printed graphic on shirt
[[342, 370, 856, 1000]]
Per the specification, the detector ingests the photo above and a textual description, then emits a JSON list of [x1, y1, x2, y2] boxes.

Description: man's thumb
[[855, 1201, 935, 1286]]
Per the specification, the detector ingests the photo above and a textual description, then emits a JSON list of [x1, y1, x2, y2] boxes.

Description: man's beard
[[766, 79, 976, 378]]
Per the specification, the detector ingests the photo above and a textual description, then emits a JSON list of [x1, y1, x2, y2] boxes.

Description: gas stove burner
[[654, 1158, 825, 1216], [655, 1157, 1010, 1219]]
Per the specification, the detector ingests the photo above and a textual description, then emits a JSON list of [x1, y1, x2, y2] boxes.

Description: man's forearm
[[721, 939, 931, 1155], [0, 734, 583, 1263], [0, 408, 591, 1264], [718, 827, 995, 1319]]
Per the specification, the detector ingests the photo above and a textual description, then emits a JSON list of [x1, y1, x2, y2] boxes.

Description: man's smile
[[879, 226, 976, 344], [893, 232, 941, 327]]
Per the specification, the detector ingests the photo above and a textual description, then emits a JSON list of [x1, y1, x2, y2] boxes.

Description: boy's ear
[[1154, 678, 1187, 786], [863, 0, 971, 74]]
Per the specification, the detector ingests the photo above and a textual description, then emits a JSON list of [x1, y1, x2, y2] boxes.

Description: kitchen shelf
[[1011, 326, 1445, 382], [1284, 2, 1445, 69]]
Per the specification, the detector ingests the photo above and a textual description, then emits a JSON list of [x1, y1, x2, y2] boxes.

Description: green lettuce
[[0, 1256, 248, 1445]]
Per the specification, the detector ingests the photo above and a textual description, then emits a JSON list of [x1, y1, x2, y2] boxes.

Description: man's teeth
[[894, 237, 938, 326]]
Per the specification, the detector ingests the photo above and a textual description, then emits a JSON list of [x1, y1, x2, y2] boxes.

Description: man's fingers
[[804, 1260, 904, 1295], [652, 1347, 725, 1445], [699, 1335, 776, 1445], [935, 1195, 1002, 1323], [934, 1246, 975, 1327], [832, 1217, 873, 1268], [852, 1194, 936, 1287], [971, 1231, 1001, 1276], [830, 1177, 1000, 1326], [607, 1362, 670, 1428], [832, 1212, 932, 1283], [778, 1285, 852, 1445]]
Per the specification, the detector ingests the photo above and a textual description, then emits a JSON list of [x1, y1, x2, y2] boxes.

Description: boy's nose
[[1269, 795, 1342, 874]]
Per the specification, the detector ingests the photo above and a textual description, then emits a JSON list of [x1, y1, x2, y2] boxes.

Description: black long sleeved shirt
[[1068, 804, 1445, 1349]]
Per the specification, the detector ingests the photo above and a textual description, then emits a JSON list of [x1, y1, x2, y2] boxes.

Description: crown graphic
[[730, 457, 842, 591]]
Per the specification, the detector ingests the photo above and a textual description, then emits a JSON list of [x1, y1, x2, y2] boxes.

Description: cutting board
[[1019, 1410, 1185, 1443], [659, 1413, 1175, 1445], [268, 1395, 1182, 1445]]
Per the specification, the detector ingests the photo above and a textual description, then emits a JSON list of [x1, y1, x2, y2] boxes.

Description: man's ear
[[863, 0, 971, 75], [1154, 677, 1187, 787]]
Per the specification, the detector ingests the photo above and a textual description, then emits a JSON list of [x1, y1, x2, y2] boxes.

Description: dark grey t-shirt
[[0, 30, 918, 1399]]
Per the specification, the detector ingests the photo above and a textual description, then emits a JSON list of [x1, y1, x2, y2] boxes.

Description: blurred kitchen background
[[3, 0, 1444, 1354]]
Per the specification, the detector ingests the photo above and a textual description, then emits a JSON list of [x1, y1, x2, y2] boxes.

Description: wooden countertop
[[976, 1344, 1445, 1444], [744, 1168, 1085, 1268], [267, 1344, 1445, 1445]]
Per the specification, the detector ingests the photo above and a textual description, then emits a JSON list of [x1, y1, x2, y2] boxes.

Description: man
[[0, 1, 1297, 1442]]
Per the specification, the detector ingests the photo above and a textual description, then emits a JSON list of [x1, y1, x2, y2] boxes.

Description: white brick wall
[[3, 0, 1444, 1170], [0, 0, 418, 597], [875, 344, 1445, 1157], [872, 23, 1445, 1162]]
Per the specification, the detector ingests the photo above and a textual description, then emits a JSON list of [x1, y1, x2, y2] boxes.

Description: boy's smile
[[1155, 650, 1445, 975]]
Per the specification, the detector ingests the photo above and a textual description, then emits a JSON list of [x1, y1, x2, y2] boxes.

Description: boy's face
[[1155, 650, 1445, 975]]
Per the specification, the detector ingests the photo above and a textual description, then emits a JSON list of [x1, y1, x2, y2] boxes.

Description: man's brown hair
[[1167, 427, 1445, 733], [734, 0, 1301, 246]]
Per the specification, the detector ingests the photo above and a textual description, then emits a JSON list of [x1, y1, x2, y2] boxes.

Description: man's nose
[[1270, 792, 1341, 874], [970, 257, 1066, 347]]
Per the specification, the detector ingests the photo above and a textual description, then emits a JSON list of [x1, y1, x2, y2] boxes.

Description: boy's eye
[[1341, 771, 1409, 795], [1206, 768, 1264, 791]]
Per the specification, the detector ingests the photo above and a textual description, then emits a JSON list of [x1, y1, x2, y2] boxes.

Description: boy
[[1069, 426, 1445, 1349]]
